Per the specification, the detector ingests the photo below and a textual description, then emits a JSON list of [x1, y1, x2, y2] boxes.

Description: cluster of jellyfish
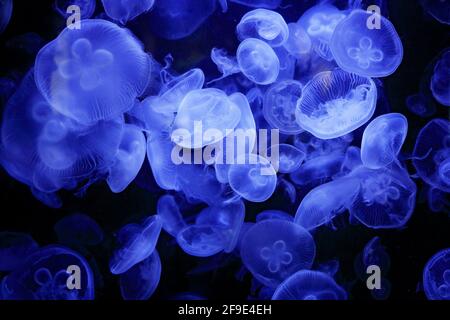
[[0, 0, 449, 300]]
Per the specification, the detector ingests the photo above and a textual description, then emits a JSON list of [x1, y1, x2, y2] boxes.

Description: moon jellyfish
[[0, 0, 12, 34], [54, 0, 96, 19], [406, 93, 436, 117], [330, 9, 403, 77], [339, 146, 363, 176], [119, 250, 161, 300], [240, 220, 316, 288], [363, 237, 390, 271], [102, 0, 155, 24], [0, 232, 38, 272], [110, 215, 162, 274], [256, 210, 294, 222], [430, 50, 450, 106], [295, 69, 377, 139], [210, 48, 241, 81], [423, 248, 450, 300], [236, 9, 289, 47], [427, 187, 450, 213], [230, 0, 281, 9], [420, 0, 450, 25], [157, 194, 186, 237], [177, 225, 228, 257], [54, 213, 104, 247], [1, 245, 94, 300], [272, 270, 347, 300], [268, 144, 305, 174], [263, 80, 304, 135], [237, 38, 280, 85], [283, 23, 312, 58], [228, 153, 277, 203], [413, 119, 450, 192], [361, 113, 408, 169], [35, 19, 150, 125]]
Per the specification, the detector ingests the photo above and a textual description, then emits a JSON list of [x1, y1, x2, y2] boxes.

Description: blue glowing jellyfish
[[330, 9, 403, 77], [283, 22, 312, 58], [102, 0, 155, 24], [54, 0, 96, 19], [35, 19, 150, 125], [119, 250, 161, 300], [427, 186, 450, 213], [423, 248, 450, 300], [240, 220, 316, 288], [430, 50, 450, 106], [237, 38, 280, 85], [230, 0, 281, 9], [157, 194, 186, 237], [295, 69, 377, 139], [31, 188, 62, 209], [0, 232, 38, 272], [362, 237, 390, 271], [339, 146, 363, 176], [361, 113, 408, 169], [177, 225, 228, 257], [268, 144, 305, 174], [256, 210, 294, 222], [0, 0, 12, 34], [420, 0, 450, 25], [273, 47, 296, 81], [54, 213, 104, 247], [110, 215, 162, 274], [210, 48, 241, 82], [406, 93, 436, 117]]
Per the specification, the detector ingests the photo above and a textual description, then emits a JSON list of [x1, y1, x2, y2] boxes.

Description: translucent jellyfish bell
[[101, 0, 155, 24], [268, 144, 305, 174], [256, 210, 294, 222], [430, 50, 450, 106], [423, 248, 450, 300], [283, 23, 312, 58], [157, 194, 186, 237], [420, 0, 450, 25], [0, 0, 12, 34], [241, 220, 315, 288], [406, 93, 436, 117], [210, 48, 241, 81], [54, 213, 104, 247], [0, 232, 38, 272], [35, 19, 150, 125], [330, 9, 403, 77], [177, 225, 228, 257], [237, 38, 280, 85], [361, 113, 408, 169], [272, 270, 347, 300], [230, 0, 281, 9], [295, 69, 377, 139], [54, 0, 96, 19]]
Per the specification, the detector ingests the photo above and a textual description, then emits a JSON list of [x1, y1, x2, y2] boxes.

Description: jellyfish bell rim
[[423, 248, 450, 300]]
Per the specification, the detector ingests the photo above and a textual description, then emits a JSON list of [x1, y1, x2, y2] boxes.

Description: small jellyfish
[[330, 9, 403, 77], [0, 232, 38, 272], [0, 0, 12, 34], [263, 80, 304, 135], [406, 93, 436, 117], [157, 194, 186, 237], [420, 0, 450, 25], [237, 38, 280, 85], [230, 0, 281, 9], [273, 47, 296, 81], [35, 19, 150, 125], [102, 0, 155, 24], [54, 0, 96, 19], [177, 225, 228, 257], [256, 210, 294, 222], [283, 22, 312, 58], [427, 186, 450, 213], [240, 220, 316, 288], [236, 9, 289, 47], [54, 213, 104, 247], [296, 69, 377, 139], [361, 113, 408, 169], [362, 237, 390, 272], [210, 48, 241, 82], [272, 270, 347, 300], [423, 248, 450, 300], [430, 50, 450, 106], [268, 144, 305, 174]]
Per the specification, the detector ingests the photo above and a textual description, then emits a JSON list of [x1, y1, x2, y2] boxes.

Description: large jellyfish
[[295, 69, 377, 139], [35, 19, 150, 125], [157, 194, 186, 237], [240, 220, 316, 288], [54, 0, 96, 19], [272, 270, 347, 300], [0, 232, 38, 272], [361, 113, 408, 169], [423, 248, 450, 300], [0, 0, 12, 34], [230, 0, 282, 9], [177, 225, 228, 257], [330, 9, 403, 77], [101, 0, 155, 24], [283, 22, 312, 58], [420, 0, 450, 25], [430, 50, 450, 106], [54, 213, 104, 247], [268, 144, 305, 174]]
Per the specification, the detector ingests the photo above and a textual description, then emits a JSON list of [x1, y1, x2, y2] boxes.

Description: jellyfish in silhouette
[[268, 144, 305, 174], [119, 250, 161, 300], [35, 19, 150, 125], [236, 9, 289, 47], [1, 245, 94, 300], [406, 93, 436, 117], [330, 9, 403, 77], [413, 119, 450, 192], [361, 113, 408, 169], [177, 225, 228, 257], [54, 0, 96, 19], [102, 0, 155, 24], [110, 215, 162, 274], [237, 38, 280, 85], [31, 187, 62, 209], [240, 220, 316, 288], [272, 270, 347, 300], [0, 232, 38, 272], [263, 80, 304, 135], [295, 69, 377, 139], [230, 0, 281, 9], [256, 210, 294, 222], [420, 0, 450, 25], [430, 50, 450, 106], [6, 32, 44, 56], [295, 177, 360, 230], [283, 23, 312, 58], [54, 213, 104, 247], [228, 153, 277, 203], [107, 124, 146, 193], [0, 0, 12, 34], [157, 194, 186, 237], [423, 248, 450, 300], [427, 187, 450, 213]]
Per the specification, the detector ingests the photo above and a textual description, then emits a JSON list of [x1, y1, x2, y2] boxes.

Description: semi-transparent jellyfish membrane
[[420, 0, 450, 25], [362, 237, 390, 271], [283, 22, 312, 58], [361, 113, 408, 169], [423, 248, 450, 300], [268, 144, 305, 174], [176, 224, 229, 257], [240, 220, 316, 288], [295, 69, 377, 139], [256, 210, 294, 223], [272, 270, 347, 300], [34, 19, 151, 125], [430, 49, 450, 106], [427, 186, 450, 213], [339, 146, 363, 176], [413, 119, 450, 192], [0, 245, 94, 300], [297, 3, 347, 61], [157, 194, 187, 237], [406, 93, 436, 117], [294, 131, 353, 160], [101, 0, 155, 24], [330, 9, 403, 78], [0, 0, 12, 34], [210, 47, 241, 82], [119, 250, 161, 300], [109, 215, 162, 275], [273, 46, 296, 81], [237, 38, 280, 85], [0, 232, 38, 272], [263, 80, 304, 135], [230, 0, 282, 9], [236, 9, 289, 47], [54, 213, 104, 247], [54, 0, 96, 19]]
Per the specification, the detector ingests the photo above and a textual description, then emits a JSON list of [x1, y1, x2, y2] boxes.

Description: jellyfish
[[31, 187, 63, 209], [427, 186, 450, 213], [110, 215, 162, 275], [0, 232, 38, 272], [361, 113, 408, 169], [273, 47, 296, 81], [0, 0, 12, 34], [362, 237, 390, 272], [1, 245, 94, 300], [157, 194, 186, 237], [35, 19, 151, 125], [54, 0, 96, 19], [256, 210, 294, 222], [119, 250, 161, 300], [430, 50, 450, 106], [294, 131, 353, 161], [330, 9, 403, 77], [240, 220, 316, 288], [283, 23, 312, 58], [423, 248, 450, 300], [406, 93, 436, 117], [210, 48, 241, 82], [228, 153, 277, 203], [268, 144, 305, 174], [295, 69, 377, 139], [420, 0, 450, 25], [107, 124, 146, 193], [317, 259, 340, 278], [54, 213, 104, 247], [237, 38, 280, 85], [272, 270, 347, 300], [230, 0, 281, 9], [102, 0, 155, 24], [412, 119, 450, 192], [176, 225, 228, 257], [263, 80, 304, 135]]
